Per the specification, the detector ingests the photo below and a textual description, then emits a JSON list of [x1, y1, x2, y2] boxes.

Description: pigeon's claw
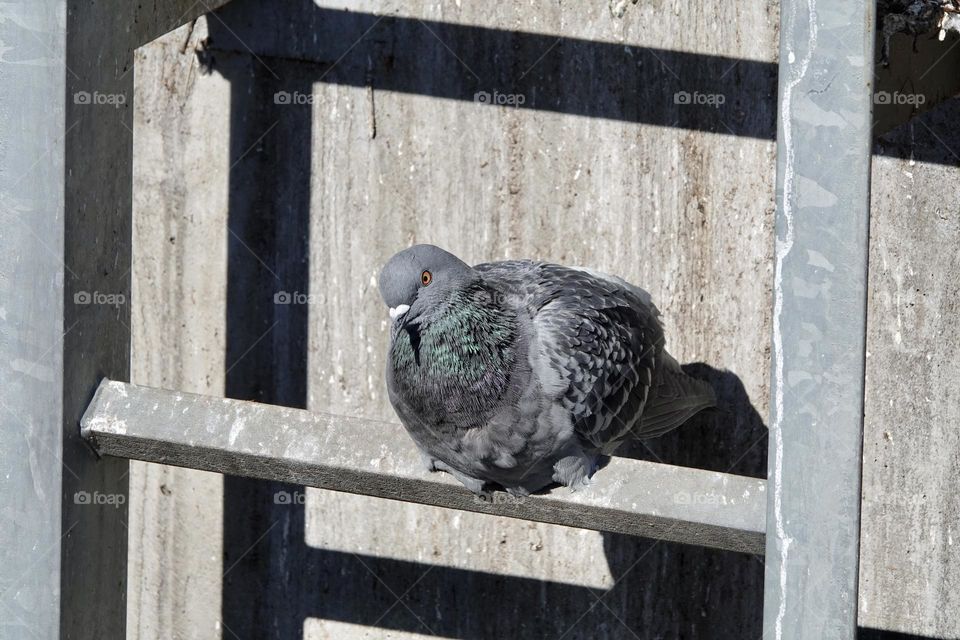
[[432, 460, 490, 497], [504, 485, 531, 498], [553, 453, 597, 492], [418, 450, 440, 473]]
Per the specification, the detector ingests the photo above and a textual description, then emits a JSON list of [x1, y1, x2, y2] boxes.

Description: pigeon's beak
[[389, 304, 410, 321]]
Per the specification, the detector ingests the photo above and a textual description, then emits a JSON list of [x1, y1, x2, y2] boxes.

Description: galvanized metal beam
[[0, 4, 72, 638], [1, 1, 137, 637], [765, 1, 875, 639], [82, 380, 767, 555]]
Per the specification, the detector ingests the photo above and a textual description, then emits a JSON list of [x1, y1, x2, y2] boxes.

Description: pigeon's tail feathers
[[635, 351, 716, 439]]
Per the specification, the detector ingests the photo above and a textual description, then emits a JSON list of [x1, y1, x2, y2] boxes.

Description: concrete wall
[[129, 28, 231, 639], [860, 109, 960, 638], [127, 1, 958, 638]]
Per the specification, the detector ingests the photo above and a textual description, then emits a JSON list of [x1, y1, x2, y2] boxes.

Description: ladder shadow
[[198, 0, 959, 164]]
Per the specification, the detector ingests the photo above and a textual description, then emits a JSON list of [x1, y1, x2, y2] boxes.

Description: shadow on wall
[[620, 363, 768, 475], [197, 0, 958, 165], [198, 0, 960, 637]]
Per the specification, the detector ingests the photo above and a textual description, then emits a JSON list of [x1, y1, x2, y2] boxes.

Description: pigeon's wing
[[639, 350, 716, 438], [476, 261, 664, 452]]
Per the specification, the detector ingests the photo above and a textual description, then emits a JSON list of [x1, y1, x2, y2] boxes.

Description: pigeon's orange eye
[[421, 270, 432, 286]]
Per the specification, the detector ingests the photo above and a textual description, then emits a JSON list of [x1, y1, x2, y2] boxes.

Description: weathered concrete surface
[[129, 27, 231, 640], [860, 104, 960, 638], [129, 2, 777, 638]]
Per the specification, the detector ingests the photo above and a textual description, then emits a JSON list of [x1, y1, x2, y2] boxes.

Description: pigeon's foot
[[553, 453, 596, 492], [504, 485, 531, 498], [418, 450, 440, 473], [433, 460, 490, 497]]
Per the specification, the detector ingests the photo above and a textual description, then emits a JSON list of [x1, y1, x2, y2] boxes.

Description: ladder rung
[[81, 379, 766, 554]]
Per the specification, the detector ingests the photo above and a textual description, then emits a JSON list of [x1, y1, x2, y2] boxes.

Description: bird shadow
[[613, 362, 768, 479], [596, 362, 768, 639]]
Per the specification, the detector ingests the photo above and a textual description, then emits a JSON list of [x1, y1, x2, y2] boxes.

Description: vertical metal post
[[764, 1, 875, 639], [0, 4, 71, 638], [0, 1, 132, 638]]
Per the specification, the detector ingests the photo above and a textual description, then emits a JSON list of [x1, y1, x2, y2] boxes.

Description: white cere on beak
[[389, 304, 410, 320]]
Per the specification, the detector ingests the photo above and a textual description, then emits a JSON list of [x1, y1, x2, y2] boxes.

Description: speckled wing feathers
[[475, 261, 665, 452]]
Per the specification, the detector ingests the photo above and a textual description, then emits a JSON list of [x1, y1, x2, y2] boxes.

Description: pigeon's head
[[378, 244, 476, 326]]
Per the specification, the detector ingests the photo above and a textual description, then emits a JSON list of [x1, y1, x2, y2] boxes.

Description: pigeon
[[378, 244, 716, 497]]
